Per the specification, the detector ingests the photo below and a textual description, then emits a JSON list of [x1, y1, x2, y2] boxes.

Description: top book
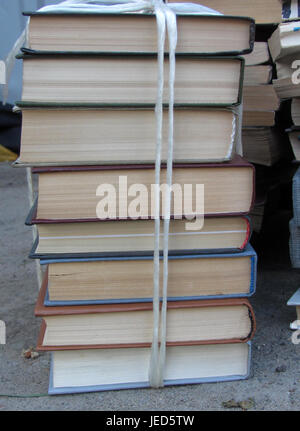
[[23, 12, 254, 55]]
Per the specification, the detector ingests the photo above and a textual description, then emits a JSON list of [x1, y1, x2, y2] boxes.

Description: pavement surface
[[0, 162, 299, 411]]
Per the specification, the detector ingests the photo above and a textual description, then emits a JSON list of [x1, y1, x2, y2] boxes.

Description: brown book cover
[[31, 154, 252, 174], [35, 270, 256, 351], [30, 155, 255, 223]]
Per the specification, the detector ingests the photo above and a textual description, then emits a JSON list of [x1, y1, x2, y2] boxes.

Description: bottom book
[[48, 342, 251, 395]]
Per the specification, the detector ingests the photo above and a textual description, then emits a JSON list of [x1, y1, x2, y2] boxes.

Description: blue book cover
[[41, 244, 257, 306], [48, 342, 252, 395]]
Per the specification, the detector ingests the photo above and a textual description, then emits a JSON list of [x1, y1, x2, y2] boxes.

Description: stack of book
[[269, 19, 300, 166], [269, 20, 300, 100], [268, 20, 300, 163], [268, 23, 300, 264], [241, 42, 282, 167], [238, 42, 280, 233], [16, 10, 257, 394]]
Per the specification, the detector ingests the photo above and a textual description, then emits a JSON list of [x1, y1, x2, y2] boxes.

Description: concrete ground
[[0, 161, 299, 411]]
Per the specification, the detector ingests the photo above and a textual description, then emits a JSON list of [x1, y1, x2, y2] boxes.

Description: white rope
[[156, 4, 177, 387], [235, 102, 244, 156], [148, 1, 165, 388], [226, 112, 237, 159], [3, 0, 222, 388]]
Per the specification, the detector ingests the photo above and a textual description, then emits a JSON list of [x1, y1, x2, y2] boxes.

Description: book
[[242, 127, 285, 166], [273, 76, 300, 99], [244, 65, 272, 86], [268, 31, 300, 98], [241, 42, 277, 129], [243, 85, 280, 112], [167, 0, 282, 24], [31, 155, 255, 222], [23, 12, 255, 55], [19, 54, 244, 105], [291, 98, 300, 125], [15, 107, 238, 166], [274, 56, 295, 81], [242, 42, 270, 66], [35, 276, 256, 349], [40, 244, 257, 305], [268, 21, 300, 62], [27, 213, 252, 258], [48, 342, 252, 394], [287, 288, 300, 329], [17, 102, 267, 140], [242, 110, 275, 127]]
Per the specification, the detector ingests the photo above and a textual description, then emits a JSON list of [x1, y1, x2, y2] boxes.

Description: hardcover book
[[27, 212, 252, 258], [242, 111, 275, 127], [35, 277, 256, 350], [40, 244, 257, 306], [273, 76, 300, 99], [244, 66, 272, 86], [19, 54, 244, 105], [31, 155, 255, 222], [241, 42, 270, 66], [243, 85, 280, 112], [48, 342, 252, 394], [242, 127, 286, 167], [23, 12, 255, 56], [273, 56, 295, 81], [15, 106, 238, 165]]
